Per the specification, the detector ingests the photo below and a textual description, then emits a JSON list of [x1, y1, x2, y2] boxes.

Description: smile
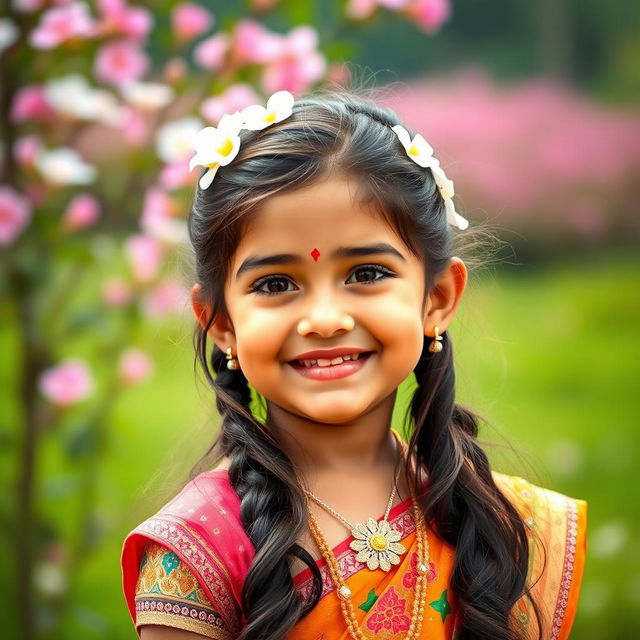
[[288, 352, 373, 380]]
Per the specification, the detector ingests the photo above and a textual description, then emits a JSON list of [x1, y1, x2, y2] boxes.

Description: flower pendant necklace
[[304, 481, 406, 572]]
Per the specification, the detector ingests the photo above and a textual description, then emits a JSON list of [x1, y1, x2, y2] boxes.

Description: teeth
[[297, 353, 365, 368]]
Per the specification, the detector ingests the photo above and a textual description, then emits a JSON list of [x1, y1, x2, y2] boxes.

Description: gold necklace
[[304, 483, 406, 572], [302, 432, 408, 573], [306, 481, 430, 640]]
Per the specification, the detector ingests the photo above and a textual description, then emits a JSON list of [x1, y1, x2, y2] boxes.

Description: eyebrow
[[235, 243, 407, 279]]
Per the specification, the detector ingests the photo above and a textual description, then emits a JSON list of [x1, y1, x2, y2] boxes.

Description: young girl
[[121, 90, 587, 640]]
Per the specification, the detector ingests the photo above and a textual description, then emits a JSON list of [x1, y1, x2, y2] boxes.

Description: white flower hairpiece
[[189, 91, 294, 190], [392, 124, 469, 230]]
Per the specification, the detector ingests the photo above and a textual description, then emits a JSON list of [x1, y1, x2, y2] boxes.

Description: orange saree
[[122, 470, 587, 639]]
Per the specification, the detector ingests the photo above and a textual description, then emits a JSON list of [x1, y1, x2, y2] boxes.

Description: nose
[[297, 291, 355, 337]]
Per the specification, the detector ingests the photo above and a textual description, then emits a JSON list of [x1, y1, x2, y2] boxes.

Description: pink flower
[[140, 187, 177, 236], [193, 33, 229, 70], [101, 277, 133, 306], [14, 136, 42, 167], [118, 347, 154, 384], [11, 85, 54, 123], [404, 0, 451, 32], [30, 2, 96, 49], [63, 193, 100, 231], [158, 159, 194, 190], [0, 186, 32, 246], [201, 83, 260, 124], [232, 19, 282, 64], [141, 279, 186, 317], [120, 106, 148, 146], [261, 26, 326, 96], [38, 358, 94, 406], [94, 39, 149, 87], [96, 0, 153, 40], [172, 3, 213, 42], [366, 587, 410, 634], [345, 0, 378, 19], [250, 0, 281, 10], [124, 234, 164, 283]]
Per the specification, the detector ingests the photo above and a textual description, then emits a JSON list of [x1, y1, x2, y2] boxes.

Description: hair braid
[[409, 333, 542, 639], [207, 344, 323, 640]]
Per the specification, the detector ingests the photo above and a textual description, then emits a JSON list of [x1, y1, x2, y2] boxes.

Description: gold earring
[[428, 325, 443, 353], [225, 346, 239, 370]]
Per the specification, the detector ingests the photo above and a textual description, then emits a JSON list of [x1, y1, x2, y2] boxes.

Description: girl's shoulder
[[121, 469, 253, 636], [491, 470, 588, 640]]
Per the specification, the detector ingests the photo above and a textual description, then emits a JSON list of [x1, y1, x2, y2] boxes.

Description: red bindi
[[310, 248, 321, 262]]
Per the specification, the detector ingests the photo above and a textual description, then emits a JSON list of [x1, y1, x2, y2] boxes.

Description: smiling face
[[218, 175, 429, 425]]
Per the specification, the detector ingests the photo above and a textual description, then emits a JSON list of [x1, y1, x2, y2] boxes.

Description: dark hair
[[188, 91, 543, 640]]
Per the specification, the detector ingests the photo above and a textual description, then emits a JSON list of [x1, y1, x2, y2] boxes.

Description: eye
[[346, 264, 397, 285], [249, 275, 298, 296]]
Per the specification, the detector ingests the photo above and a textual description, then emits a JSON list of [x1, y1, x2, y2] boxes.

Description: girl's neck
[[264, 392, 399, 480]]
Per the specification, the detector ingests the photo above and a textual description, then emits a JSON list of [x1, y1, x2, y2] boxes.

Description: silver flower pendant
[[349, 517, 406, 572]]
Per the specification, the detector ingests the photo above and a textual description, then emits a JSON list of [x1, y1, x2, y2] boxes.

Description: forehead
[[234, 176, 404, 257]]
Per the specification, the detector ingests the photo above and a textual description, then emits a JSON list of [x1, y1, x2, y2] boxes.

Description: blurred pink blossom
[[118, 347, 154, 384], [140, 187, 178, 234], [261, 26, 326, 96], [11, 85, 54, 123], [120, 106, 149, 146], [124, 234, 164, 283], [14, 136, 42, 167], [38, 358, 94, 406], [94, 39, 149, 87], [63, 193, 101, 231], [158, 160, 194, 190], [382, 70, 640, 235], [0, 186, 32, 246], [171, 3, 213, 42], [141, 279, 186, 317], [193, 33, 229, 70], [201, 83, 260, 124], [30, 2, 96, 49], [96, 0, 153, 40], [346, 0, 380, 19], [101, 277, 133, 306], [163, 57, 188, 84], [405, 0, 451, 33], [231, 19, 282, 65]]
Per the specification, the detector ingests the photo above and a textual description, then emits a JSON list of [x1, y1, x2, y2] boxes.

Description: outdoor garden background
[[1, 1, 638, 638]]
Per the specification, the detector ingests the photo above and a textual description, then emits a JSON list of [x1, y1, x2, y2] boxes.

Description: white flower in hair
[[392, 124, 469, 230], [189, 111, 244, 190], [241, 90, 294, 131]]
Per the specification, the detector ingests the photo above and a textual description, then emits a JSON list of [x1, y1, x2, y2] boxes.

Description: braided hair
[[189, 91, 543, 640]]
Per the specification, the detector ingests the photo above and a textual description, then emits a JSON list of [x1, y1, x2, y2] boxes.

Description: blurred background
[[1, 1, 638, 638]]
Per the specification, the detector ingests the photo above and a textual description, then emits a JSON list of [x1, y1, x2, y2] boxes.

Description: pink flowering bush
[[383, 70, 640, 241]]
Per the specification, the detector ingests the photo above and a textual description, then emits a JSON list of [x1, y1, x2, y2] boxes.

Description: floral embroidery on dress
[[365, 586, 410, 634], [402, 551, 437, 589]]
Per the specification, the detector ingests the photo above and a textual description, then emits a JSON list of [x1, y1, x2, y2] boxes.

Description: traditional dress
[[121, 469, 587, 639]]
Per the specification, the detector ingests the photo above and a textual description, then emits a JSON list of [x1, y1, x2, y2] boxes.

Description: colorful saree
[[121, 469, 587, 639]]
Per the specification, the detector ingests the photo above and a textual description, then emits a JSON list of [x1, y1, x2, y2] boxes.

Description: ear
[[190, 283, 236, 351], [422, 257, 467, 337]]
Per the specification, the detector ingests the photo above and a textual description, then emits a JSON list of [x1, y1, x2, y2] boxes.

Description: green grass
[[4, 252, 639, 639]]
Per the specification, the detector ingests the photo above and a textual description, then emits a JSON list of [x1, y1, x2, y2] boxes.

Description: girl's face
[[208, 176, 460, 425]]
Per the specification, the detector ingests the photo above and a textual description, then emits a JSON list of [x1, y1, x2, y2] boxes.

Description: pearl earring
[[225, 346, 239, 370]]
